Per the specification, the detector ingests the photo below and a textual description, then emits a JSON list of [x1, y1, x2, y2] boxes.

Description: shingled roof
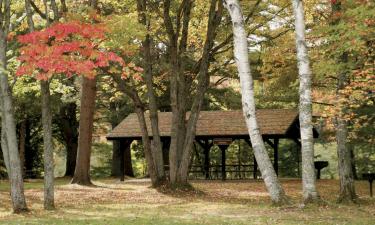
[[107, 109, 301, 140]]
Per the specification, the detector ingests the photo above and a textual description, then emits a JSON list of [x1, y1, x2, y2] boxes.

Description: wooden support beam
[[265, 139, 275, 149], [244, 139, 258, 179], [119, 139, 132, 181], [253, 155, 258, 179], [204, 147, 210, 179], [274, 138, 279, 176], [293, 138, 301, 176], [218, 145, 228, 181]]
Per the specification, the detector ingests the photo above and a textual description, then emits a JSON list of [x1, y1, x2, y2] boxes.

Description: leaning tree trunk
[[143, 35, 165, 182], [40, 81, 55, 209], [71, 77, 97, 185], [0, 14, 28, 211], [112, 75, 160, 186], [224, 0, 289, 205], [177, 0, 223, 184], [292, 0, 320, 204], [137, 0, 165, 182]]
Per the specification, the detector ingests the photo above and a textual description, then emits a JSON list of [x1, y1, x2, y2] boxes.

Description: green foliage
[[90, 143, 113, 178]]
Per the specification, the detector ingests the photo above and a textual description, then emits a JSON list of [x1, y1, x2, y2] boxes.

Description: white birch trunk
[[292, 0, 320, 203], [224, 0, 289, 205]]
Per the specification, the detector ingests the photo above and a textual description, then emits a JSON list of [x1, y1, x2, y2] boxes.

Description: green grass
[[0, 179, 374, 224]]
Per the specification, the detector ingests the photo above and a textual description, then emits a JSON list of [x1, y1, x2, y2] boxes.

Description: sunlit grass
[[0, 178, 374, 224]]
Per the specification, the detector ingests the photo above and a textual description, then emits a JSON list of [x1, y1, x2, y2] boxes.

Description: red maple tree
[[17, 21, 127, 80]]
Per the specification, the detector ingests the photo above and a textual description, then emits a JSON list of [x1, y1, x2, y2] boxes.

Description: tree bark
[[136, 0, 165, 182], [71, 77, 97, 185], [162, 0, 223, 186], [0, 0, 28, 211], [40, 81, 55, 210], [336, 115, 356, 203], [223, 0, 289, 205], [1, 100, 10, 174], [331, 0, 357, 204], [177, 0, 223, 184], [26, 0, 55, 209], [112, 76, 159, 186], [292, 0, 320, 204]]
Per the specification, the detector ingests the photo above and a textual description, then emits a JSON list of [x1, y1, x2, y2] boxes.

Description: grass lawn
[[0, 178, 374, 224]]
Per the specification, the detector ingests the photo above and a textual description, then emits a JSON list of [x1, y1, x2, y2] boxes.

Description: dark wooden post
[[244, 139, 257, 179], [274, 138, 279, 176], [120, 143, 125, 182], [253, 155, 258, 179], [204, 147, 210, 179], [218, 145, 227, 181], [265, 138, 279, 176], [293, 138, 302, 177], [197, 140, 213, 180], [119, 139, 133, 181]]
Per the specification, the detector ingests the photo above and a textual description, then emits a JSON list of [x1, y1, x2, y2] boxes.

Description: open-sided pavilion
[[107, 109, 319, 180]]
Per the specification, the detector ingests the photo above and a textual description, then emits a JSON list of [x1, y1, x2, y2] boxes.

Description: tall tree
[[0, 0, 28, 213], [292, 0, 319, 204], [331, 0, 356, 203], [223, 0, 289, 205], [162, 0, 224, 185], [71, 0, 98, 185], [24, 0, 56, 209], [136, 0, 165, 183]]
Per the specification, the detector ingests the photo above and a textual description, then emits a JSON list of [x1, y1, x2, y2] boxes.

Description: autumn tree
[[312, 0, 374, 203], [17, 20, 125, 189], [223, 0, 289, 205], [292, 0, 320, 204], [0, 0, 28, 213]]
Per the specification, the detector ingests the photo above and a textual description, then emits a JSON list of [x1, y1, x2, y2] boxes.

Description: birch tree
[[223, 0, 289, 205], [0, 0, 28, 213], [292, 0, 320, 203]]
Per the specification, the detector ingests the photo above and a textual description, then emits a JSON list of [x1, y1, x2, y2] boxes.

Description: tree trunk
[[331, 1, 357, 203], [71, 77, 97, 185], [112, 76, 159, 186], [136, 0, 165, 182], [177, 0, 223, 184], [292, 0, 320, 204], [0, 8, 28, 210], [134, 107, 159, 185], [336, 116, 357, 203], [1, 101, 10, 174], [223, 0, 289, 205], [58, 103, 78, 177], [40, 81, 55, 210], [18, 120, 26, 177]]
